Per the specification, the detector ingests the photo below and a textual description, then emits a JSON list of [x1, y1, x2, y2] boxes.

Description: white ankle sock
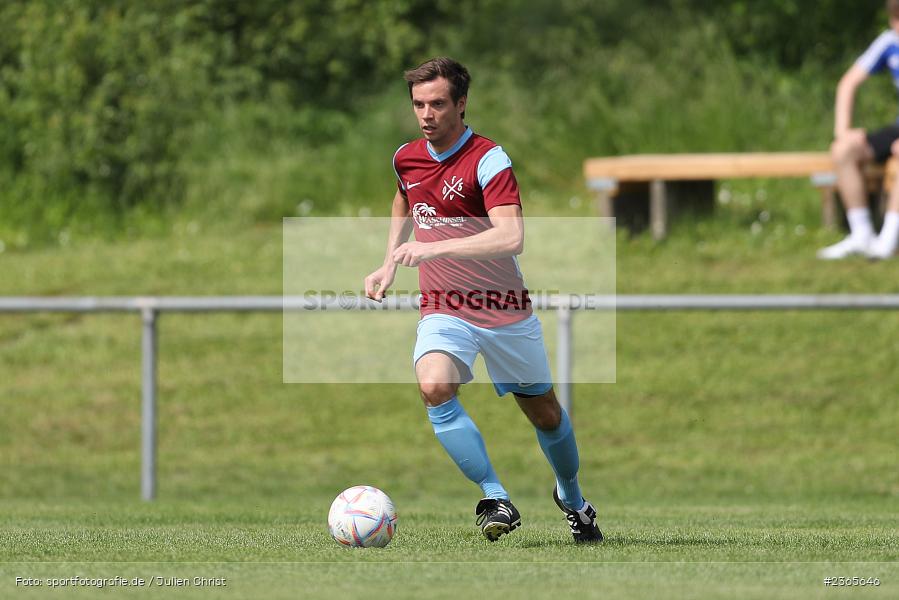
[[877, 211, 899, 250], [847, 208, 874, 239]]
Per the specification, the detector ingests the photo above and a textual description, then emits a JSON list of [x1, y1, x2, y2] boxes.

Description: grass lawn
[[0, 500, 896, 599]]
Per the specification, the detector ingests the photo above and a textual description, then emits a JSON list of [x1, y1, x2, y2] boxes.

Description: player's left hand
[[392, 241, 435, 267]]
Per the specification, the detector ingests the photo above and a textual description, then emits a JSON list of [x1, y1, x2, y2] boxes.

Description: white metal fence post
[[141, 307, 158, 501], [556, 301, 573, 416]]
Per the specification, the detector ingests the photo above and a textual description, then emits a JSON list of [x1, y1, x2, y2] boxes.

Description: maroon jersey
[[392, 127, 532, 328]]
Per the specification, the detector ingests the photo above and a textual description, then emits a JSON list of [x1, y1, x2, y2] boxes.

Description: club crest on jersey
[[442, 175, 465, 201]]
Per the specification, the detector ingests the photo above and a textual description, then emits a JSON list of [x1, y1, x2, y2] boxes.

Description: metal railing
[[3, 293, 899, 501]]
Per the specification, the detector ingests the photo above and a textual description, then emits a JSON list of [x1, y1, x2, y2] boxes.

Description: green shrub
[[0, 0, 439, 240], [0, 0, 895, 242]]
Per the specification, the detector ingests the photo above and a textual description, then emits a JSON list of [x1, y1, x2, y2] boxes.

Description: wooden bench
[[583, 152, 896, 239]]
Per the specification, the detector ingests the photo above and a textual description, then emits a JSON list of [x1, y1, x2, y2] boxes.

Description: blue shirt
[[857, 30, 899, 90]]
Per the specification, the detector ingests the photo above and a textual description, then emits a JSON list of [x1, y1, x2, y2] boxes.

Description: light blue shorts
[[412, 313, 553, 397]]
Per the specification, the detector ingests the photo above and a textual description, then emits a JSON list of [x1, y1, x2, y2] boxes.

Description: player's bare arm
[[391, 205, 524, 267], [364, 190, 413, 301], [834, 64, 869, 139]]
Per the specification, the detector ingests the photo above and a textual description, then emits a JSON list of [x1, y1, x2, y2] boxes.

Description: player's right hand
[[364, 265, 396, 302]]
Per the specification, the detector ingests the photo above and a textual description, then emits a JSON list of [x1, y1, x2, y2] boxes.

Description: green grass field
[[1, 212, 897, 598], [1, 500, 895, 598]]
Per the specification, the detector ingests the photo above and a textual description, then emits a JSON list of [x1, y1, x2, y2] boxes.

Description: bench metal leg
[[594, 189, 614, 219], [819, 186, 838, 230], [592, 189, 617, 234], [650, 179, 668, 240], [589, 178, 618, 233]]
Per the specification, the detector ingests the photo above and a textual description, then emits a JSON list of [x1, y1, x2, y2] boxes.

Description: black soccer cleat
[[475, 498, 521, 541], [553, 487, 603, 543]]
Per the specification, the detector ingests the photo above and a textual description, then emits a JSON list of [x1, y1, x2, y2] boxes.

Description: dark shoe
[[553, 487, 603, 543], [475, 498, 521, 541]]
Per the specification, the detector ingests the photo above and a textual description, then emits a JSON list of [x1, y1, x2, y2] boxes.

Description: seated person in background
[[819, 0, 899, 260]]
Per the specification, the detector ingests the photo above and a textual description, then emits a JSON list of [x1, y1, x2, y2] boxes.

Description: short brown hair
[[404, 57, 471, 118], [889, 0, 899, 19]]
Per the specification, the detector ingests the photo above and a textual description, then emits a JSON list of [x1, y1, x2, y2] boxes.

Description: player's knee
[[829, 139, 844, 161], [530, 408, 562, 431], [839, 134, 872, 165], [831, 139, 857, 164], [517, 395, 562, 430], [418, 380, 457, 406]]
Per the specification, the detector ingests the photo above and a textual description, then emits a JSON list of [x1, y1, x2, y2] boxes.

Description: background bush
[[0, 0, 896, 243]]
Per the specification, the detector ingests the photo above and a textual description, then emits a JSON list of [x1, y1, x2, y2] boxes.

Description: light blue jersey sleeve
[[476, 146, 512, 190], [856, 30, 899, 74]]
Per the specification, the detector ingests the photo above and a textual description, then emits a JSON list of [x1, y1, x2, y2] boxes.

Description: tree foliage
[[679, 0, 884, 67], [0, 0, 438, 212], [0, 0, 891, 227]]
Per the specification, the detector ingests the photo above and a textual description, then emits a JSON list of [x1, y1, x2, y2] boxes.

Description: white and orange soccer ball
[[328, 485, 397, 548]]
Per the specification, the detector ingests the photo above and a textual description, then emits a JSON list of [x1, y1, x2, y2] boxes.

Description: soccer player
[[818, 0, 899, 260], [363, 57, 603, 543]]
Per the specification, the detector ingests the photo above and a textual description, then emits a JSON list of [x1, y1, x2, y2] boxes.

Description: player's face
[[892, 16, 899, 34], [411, 77, 466, 149]]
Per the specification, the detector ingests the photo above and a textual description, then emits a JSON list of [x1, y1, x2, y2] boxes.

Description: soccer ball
[[328, 485, 397, 548]]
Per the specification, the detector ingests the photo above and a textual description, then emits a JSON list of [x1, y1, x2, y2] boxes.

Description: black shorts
[[866, 124, 899, 162]]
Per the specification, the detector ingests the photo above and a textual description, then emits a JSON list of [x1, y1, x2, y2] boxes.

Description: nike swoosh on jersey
[[407, 181, 422, 188]]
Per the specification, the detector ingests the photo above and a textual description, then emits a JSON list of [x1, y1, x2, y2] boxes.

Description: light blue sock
[[427, 397, 508, 500], [535, 408, 585, 510]]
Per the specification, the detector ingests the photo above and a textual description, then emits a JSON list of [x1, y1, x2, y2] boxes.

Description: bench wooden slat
[[584, 152, 835, 181]]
